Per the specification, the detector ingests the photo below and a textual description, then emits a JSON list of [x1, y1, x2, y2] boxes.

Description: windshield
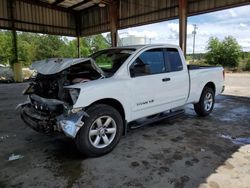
[[90, 48, 136, 76]]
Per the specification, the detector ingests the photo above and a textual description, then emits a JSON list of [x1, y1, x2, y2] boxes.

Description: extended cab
[[18, 44, 224, 157]]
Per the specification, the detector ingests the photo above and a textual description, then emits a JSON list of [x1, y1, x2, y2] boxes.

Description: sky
[[117, 5, 250, 53]]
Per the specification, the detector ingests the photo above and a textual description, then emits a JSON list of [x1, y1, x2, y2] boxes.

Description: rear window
[[166, 48, 183, 72]]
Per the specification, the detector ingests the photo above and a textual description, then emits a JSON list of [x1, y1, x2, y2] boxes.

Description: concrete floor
[[0, 73, 249, 188]]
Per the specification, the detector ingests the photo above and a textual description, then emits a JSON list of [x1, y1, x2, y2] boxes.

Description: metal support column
[[109, 1, 118, 47], [8, 0, 22, 82], [75, 12, 81, 57], [179, 0, 187, 57], [8, 0, 18, 64], [12, 29, 18, 64], [77, 36, 80, 58]]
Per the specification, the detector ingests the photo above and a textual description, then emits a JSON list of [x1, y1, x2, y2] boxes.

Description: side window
[[166, 48, 183, 72], [130, 48, 166, 77]]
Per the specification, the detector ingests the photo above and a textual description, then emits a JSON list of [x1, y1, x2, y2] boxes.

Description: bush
[[205, 36, 242, 68], [244, 60, 250, 71]]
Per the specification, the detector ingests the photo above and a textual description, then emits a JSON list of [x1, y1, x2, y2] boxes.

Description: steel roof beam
[[69, 0, 93, 10], [52, 0, 65, 5], [19, 0, 72, 12]]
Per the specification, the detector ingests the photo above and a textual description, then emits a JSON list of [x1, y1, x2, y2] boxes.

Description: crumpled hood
[[30, 58, 104, 76]]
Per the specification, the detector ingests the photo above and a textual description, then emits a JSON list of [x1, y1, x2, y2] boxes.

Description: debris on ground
[[0, 135, 9, 142], [1, 135, 17, 142], [219, 134, 250, 145], [8, 154, 24, 161], [200, 148, 206, 152]]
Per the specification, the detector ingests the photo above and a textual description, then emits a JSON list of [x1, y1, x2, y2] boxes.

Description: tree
[[0, 31, 110, 67], [0, 31, 12, 65], [18, 32, 37, 66], [205, 36, 242, 68], [34, 35, 66, 60], [90, 34, 110, 52]]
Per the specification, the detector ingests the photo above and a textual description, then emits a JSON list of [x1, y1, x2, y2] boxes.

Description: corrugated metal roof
[[0, 0, 249, 37], [119, 0, 179, 29], [0, 0, 76, 36], [188, 0, 250, 15], [80, 5, 110, 36], [0, 0, 9, 28], [80, 0, 250, 36], [57, 0, 82, 8]]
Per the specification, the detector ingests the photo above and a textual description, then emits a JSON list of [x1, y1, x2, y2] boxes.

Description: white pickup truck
[[18, 44, 224, 157]]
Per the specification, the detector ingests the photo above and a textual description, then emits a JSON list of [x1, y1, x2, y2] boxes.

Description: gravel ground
[[0, 73, 249, 188]]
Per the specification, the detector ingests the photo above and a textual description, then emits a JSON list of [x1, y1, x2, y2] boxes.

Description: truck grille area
[[21, 104, 57, 134], [29, 94, 65, 115]]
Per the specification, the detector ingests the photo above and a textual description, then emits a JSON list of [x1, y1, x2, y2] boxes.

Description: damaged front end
[[17, 58, 101, 138], [18, 94, 86, 138]]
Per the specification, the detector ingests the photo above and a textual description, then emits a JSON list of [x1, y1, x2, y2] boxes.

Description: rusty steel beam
[[1, 18, 75, 30], [109, 1, 118, 47], [179, 0, 187, 57]]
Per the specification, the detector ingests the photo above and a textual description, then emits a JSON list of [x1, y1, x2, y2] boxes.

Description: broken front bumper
[[20, 103, 54, 133], [18, 94, 86, 138], [57, 111, 86, 138]]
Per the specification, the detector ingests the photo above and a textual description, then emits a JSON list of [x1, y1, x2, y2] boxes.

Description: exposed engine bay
[[18, 58, 103, 136], [24, 58, 103, 104]]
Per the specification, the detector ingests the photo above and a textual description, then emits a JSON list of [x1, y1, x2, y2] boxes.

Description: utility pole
[[192, 24, 198, 62]]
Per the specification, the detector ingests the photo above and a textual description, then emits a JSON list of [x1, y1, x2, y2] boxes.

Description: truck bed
[[186, 65, 224, 104]]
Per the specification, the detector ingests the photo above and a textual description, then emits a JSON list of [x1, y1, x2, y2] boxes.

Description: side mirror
[[130, 63, 150, 77]]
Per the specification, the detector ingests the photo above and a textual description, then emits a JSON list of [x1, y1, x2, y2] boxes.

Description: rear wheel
[[75, 104, 123, 157], [194, 87, 215, 116]]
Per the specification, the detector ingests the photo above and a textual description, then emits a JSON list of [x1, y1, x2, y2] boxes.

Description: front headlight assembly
[[69, 88, 80, 104]]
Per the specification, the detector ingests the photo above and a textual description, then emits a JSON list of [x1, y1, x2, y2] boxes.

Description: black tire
[[75, 104, 123, 157], [194, 87, 215, 116]]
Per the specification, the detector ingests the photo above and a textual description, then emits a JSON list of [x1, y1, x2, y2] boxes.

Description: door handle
[[162, 78, 171, 82]]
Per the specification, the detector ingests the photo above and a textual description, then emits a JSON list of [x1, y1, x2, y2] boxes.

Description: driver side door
[[128, 48, 171, 120]]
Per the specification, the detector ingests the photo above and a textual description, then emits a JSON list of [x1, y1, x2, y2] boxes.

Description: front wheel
[[75, 104, 123, 157], [194, 87, 215, 116]]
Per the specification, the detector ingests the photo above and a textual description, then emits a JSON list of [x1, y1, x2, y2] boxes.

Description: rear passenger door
[[163, 48, 189, 108]]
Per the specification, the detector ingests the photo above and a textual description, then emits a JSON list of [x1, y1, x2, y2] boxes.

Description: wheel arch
[[204, 82, 216, 93], [87, 98, 127, 135]]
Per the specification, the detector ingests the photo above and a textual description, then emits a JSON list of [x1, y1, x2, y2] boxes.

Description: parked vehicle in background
[[17, 44, 225, 157]]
